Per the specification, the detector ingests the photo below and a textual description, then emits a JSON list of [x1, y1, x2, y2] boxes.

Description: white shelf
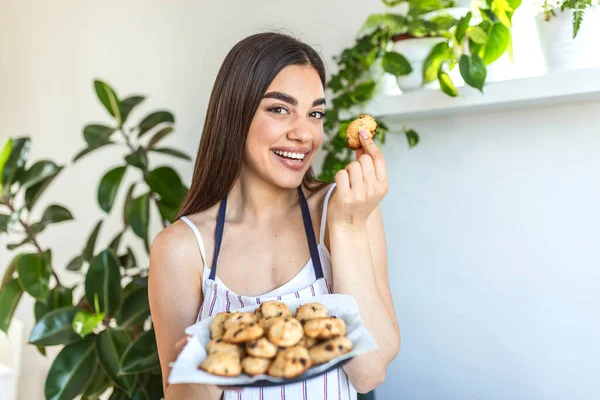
[[364, 67, 600, 121]]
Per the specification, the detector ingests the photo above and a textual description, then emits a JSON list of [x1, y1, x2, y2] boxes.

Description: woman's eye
[[268, 107, 289, 115], [310, 111, 327, 120]]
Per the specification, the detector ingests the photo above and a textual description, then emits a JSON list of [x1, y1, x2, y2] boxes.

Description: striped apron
[[180, 184, 357, 400]]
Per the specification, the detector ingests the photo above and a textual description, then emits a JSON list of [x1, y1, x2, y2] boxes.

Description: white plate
[[168, 294, 379, 387]]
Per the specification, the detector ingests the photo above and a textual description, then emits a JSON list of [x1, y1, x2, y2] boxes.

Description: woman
[[148, 32, 400, 400]]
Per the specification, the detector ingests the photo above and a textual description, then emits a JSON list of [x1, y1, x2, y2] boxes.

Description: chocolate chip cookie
[[209, 311, 231, 339], [346, 114, 377, 150], [267, 317, 304, 347], [303, 317, 346, 339], [309, 336, 353, 365], [267, 346, 312, 378], [295, 302, 329, 323], [223, 321, 264, 344], [242, 356, 272, 376], [199, 352, 242, 376], [245, 337, 278, 359]]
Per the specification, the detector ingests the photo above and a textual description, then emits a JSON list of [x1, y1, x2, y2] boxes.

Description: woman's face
[[243, 65, 326, 189]]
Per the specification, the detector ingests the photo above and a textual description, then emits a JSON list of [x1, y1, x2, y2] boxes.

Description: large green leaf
[[85, 249, 122, 316], [96, 328, 136, 395], [72, 310, 104, 338], [381, 51, 413, 77], [455, 11, 472, 43], [83, 220, 103, 262], [120, 96, 145, 124], [147, 126, 173, 149], [98, 166, 127, 213], [0, 213, 8, 233], [148, 147, 192, 161], [19, 160, 61, 190], [124, 147, 148, 171], [0, 279, 23, 333], [83, 125, 116, 148], [459, 54, 486, 92], [483, 22, 510, 65], [157, 200, 179, 224], [30, 204, 74, 234], [109, 231, 124, 253], [44, 335, 96, 400], [81, 363, 111, 399], [2, 137, 30, 192], [438, 71, 458, 97], [118, 285, 149, 330], [29, 306, 81, 346], [66, 255, 84, 272], [94, 80, 122, 124], [144, 166, 187, 206], [137, 111, 174, 137], [118, 247, 137, 270], [1, 253, 23, 290], [0, 138, 13, 190], [404, 127, 420, 148], [73, 142, 114, 163], [123, 184, 136, 227], [16, 250, 52, 301], [35, 286, 74, 322], [468, 26, 488, 44], [25, 165, 63, 210], [120, 329, 159, 374], [422, 42, 451, 84], [129, 193, 150, 248]]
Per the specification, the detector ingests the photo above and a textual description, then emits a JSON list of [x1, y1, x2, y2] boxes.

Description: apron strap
[[298, 185, 324, 280], [209, 196, 227, 281], [210, 185, 324, 281]]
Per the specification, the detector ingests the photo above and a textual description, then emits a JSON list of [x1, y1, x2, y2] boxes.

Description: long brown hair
[[176, 32, 330, 219]]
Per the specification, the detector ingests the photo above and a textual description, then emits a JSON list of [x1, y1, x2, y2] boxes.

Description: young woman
[[148, 32, 400, 400]]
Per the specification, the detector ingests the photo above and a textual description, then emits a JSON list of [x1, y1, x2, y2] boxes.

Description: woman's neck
[[227, 175, 301, 223]]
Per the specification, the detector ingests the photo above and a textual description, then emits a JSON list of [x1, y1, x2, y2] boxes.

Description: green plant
[[540, 0, 599, 37], [318, 0, 520, 182], [0, 80, 191, 399]]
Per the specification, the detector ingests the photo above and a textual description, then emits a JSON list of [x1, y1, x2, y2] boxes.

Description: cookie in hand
[[346, 114, 377, 150]]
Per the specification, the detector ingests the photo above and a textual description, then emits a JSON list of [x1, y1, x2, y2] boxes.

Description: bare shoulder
[[149, 219, 204, 279]]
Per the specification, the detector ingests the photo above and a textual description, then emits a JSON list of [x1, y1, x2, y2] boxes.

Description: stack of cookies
[[199, 300, 353, 379]]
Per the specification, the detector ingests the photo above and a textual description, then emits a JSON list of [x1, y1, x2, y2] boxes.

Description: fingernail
[[359, 129, 369, 139]]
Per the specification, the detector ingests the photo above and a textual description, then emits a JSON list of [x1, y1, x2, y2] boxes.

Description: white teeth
[[273, 150, 305, 160]]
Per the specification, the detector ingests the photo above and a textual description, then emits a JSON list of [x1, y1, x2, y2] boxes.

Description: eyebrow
[[262, 91, 326, 107]]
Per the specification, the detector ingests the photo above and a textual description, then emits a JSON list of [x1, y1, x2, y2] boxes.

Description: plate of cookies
[[168, 294, 378, 387]]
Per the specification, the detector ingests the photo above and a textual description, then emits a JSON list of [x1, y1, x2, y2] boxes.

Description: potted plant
[[0, 80, 190, 399], [535, 0, 600, 71], [360, 0, 466, 92]]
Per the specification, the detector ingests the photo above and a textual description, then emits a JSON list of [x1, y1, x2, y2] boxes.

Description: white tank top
[[180, 182, 358, 400]]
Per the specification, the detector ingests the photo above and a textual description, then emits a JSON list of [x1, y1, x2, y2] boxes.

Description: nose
[[287, 115, 313, 143]]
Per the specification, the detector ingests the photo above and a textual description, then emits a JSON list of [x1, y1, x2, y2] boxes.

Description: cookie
[[205, 338, 244, 359], [209, 311, 231, 339], [309, 336, 353, 365], [255, 300, 293, 319], [267, 346, 312, 378], [298, 336, 319, 348], [246, 337, 278, 359], [199, 352, 242, 376], [346, 114, 377, 150], [295, 302, 329, 324], [267, 317, 304, 347], [223, 321, 264, 344], [303, 317, 346, 339], [242, 356, 272, 376], [223, 312, 256, 330]]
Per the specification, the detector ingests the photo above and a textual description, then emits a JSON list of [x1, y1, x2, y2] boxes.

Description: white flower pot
[[535, 6, 600, 72], [392, 36, 447, 91]]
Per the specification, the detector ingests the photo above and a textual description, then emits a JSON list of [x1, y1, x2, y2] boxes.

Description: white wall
[[1, 1, 599, 399]]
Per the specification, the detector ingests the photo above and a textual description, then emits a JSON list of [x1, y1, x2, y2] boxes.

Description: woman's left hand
[[328, 129, 389, 227]]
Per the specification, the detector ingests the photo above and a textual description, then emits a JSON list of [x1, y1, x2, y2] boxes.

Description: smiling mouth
[[271, 150, 307, 161]]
